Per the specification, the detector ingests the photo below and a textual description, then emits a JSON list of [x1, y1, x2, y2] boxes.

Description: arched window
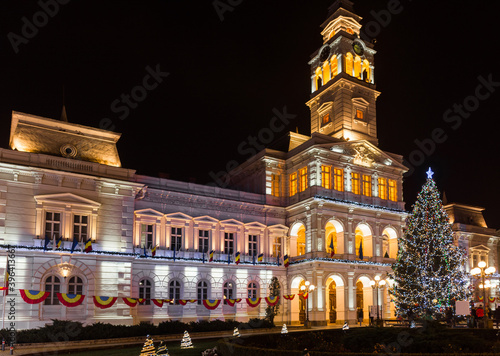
[[44, 276, 61, 305], [345, 53, 353, 76], [197, 281, 208, 304], [356, 281, 364, 310], [354, 56, 362, 79], [68, 276, 83, 295], [382, 235, 389, 258], [315, 67, 323, 91], [248, 282, 258, 299], [355, 228, 363, 258], [297, 225, 306, 256], [323, 61, 331, 83], [362, 59, 370, 82], [223, 281, 235, 305], [139, 279, 152, 305], [169, 280, 181, 305], [330, 56, 338, 78]]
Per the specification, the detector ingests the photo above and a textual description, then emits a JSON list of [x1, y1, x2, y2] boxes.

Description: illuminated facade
[[0, 0, 497, 330]]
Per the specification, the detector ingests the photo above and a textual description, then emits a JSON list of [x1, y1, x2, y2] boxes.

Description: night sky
[[1, 1, 499, 226]]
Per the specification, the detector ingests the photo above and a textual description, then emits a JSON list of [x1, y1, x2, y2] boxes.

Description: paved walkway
[[0, 323, 359, 356]]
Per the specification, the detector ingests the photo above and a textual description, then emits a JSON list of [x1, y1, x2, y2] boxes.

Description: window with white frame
[[73, 215, 88, 242], [171, 227, 182, 251], [223, 281, 235, 304], [141, 224, 154, 249], [198, 230, 209, 253], [197, 281, 208, 304], [248, 282, 258, 299], [68, 276, 83, 295], [224, 232, 234, 254], [273, 236, 282, 257], [44, 275, 60, 305], [139, 279, 152, 305], [45, 212, 61, 239], [248, 235, 258, 257], [169, 280, 181, 305]]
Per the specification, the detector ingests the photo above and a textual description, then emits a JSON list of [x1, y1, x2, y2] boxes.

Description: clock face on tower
[[352, 41, 364, 56], [320, 47, 331, 62]]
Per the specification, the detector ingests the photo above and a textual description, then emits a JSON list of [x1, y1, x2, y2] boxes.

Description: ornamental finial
[[426, 167, 434, 179]]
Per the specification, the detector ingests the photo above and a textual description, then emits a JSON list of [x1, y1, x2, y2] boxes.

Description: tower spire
[[60, 85, 68, 122]]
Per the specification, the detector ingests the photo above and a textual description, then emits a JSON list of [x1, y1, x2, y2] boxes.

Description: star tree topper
[[426, 167, 434, 179]]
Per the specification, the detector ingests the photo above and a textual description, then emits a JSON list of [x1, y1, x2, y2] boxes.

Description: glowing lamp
[[379, 280, 386, 286], [470, 267, 481, 276], [310, 285, 315, 291], [375, 275, 381, 281], [485, 267, 496, 275], [478, 261, 487, 268], [369, 280, 375, 287]]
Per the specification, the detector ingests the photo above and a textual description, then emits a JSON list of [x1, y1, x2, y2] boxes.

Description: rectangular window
[[334, 168, 344, 191], [299, 167, 308, 192], [289, 172, 297, 196], [141, 224, 154, 248], [362, 175, 372, 197], [248, 235, 258, 257], [45, 212, 61, 239], [271, 174, 280, 197], [321, 113, 330, 126], [73, 215, 88, 242], [388, 179, 397, 201], [273, 237, 282, 258], [171, 227, 182, 251], [198, 230, 209, 252], [224, 232, 234, 254], [378, 178, 387, 199], [356, 109, 364, 120], [351, 172, 360, 195], [321, 165, 331, 189]]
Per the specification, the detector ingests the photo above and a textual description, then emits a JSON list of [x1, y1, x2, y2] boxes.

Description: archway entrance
[[299, 280, 306, 324], [356, 276, 373, 324], [329, 281, 337, 323], [325, 274, 345, 324], [290, 276, 307, 325]]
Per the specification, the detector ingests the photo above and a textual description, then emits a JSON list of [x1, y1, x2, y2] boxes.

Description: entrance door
[[329, 281, 337, 323]]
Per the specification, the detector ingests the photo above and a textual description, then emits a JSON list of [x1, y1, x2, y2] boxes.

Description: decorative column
[[347, 271, 355, 322]]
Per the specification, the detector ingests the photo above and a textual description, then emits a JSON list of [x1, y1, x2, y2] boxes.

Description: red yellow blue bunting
[[284, 255, 289, 268], [152, 299, 164, 307], [123, 298, 139, 307], [57, 293, 85, 307], [283, 294, 295, 300], [138, 298, 146, 304], [246, 297, 261, 308], [179, 299, 196, 305], [164, 299, 174, 304], [93, 296, 117, 309], [203, 299, 221, 310], [225, 298, 242, 307], [20, 289, 50, 304], [265, 296, 279, 306], [478, 296, 484, 302], [488, 297, 495, 303]]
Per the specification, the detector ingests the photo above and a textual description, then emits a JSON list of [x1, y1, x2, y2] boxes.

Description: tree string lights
[[389, 169, 470, 318]]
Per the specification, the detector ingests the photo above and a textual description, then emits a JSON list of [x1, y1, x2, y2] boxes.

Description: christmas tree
[[233, 327, 240, 337], [390, 168, 470, 318], [140, 335, 157, 356], [281, 324, 288, 334], [180, 330, 193, 349]]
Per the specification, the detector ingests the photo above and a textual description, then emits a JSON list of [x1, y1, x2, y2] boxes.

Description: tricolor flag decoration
[[152, 299, 164, 307], [151, 245, 158, 257], [71, 237, 79, 253], [330, 238, 335, 257], [265, 296, 279, 306], [478, 296, 484, 302], [283, 294, 295, 300], [57, 293, 86, 307], [123, 297, 139, 307], [203, 299, 221, 310], [56, 237, 63, 249], [246, 297, 261, 308], [93, 296, 117, 309], [209, 250, 214, 262], [235, 252, 240, 265], [284, 255, 289, 268], [179, 299, 197, 305], [44, 235, 51, 251], [225, 298, 242, 307], [489, 297, 496, 303], [257, 253, 264, 263], [20, 289, 50, 304], [84, 238, 93, 253]]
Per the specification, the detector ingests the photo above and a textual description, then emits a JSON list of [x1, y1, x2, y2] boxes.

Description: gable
[[193, 215, 219, 223], [165, 212, 193, 220], [34, 193, 101, 208], [135, 208, 164, 217]]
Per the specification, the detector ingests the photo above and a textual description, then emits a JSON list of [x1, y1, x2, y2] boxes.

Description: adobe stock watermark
[[7, 0, 71, 54], [213, 0, 243, 22], [403, 74, 499, 176], [209, 106, 296, 188], [99, 64, 169, 131], [359, 0, 411, 43], [4, 246, 16, 348]]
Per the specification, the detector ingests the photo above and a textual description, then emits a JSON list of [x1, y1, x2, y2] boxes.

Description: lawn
[[61, 339, 220, 356]]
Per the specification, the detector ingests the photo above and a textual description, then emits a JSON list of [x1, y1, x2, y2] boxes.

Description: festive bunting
[[20, 289, 50, 304], [84, 238, 92, 253], [301, 291, 309, 299], [203, 299, 221, 310], [478, 296, 484, 302], [152, 299, 164, 307], [138, 298, 146, 304], [265, 296, 279, 306], [57, 293, 86, 307], [284, 255, 289, 268], [164, 299, 174, 304], [179, 299, 196, 305], [489, 297, 496, 303], [225, 298, 242, 307], [123, 298, 139, 307], [235, 252, 240, 265], [283, 294, 295, 300], [258, 253, 263, 262], [246, 297, 261, 308], [93, 296, 117, 309]]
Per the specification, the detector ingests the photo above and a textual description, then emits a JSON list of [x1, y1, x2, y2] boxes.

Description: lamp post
[[471, 261, 495, 328], [300, 281, 315, 328], [369, 276, 386, 326]]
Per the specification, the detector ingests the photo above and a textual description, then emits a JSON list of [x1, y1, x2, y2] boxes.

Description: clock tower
[[306, 0, 380, 145]]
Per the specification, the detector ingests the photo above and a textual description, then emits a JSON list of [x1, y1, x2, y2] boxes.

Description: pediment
[[135, 208, 164, 217], [268, 224, 289, 232], [34, 193, 101, 208], [220, 218, 244, 226], [470, 244, 490, 252], [244, 222, 267, 229], [165, 212, 193, 220], [193, 215, 219, 223], [328, 140, 407, 170]]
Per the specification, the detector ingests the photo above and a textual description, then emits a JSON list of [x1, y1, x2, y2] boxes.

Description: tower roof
[[321, 0, 362, 29]]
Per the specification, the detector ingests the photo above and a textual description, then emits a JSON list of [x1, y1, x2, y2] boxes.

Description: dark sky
[[1, 1, 499, 227]]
